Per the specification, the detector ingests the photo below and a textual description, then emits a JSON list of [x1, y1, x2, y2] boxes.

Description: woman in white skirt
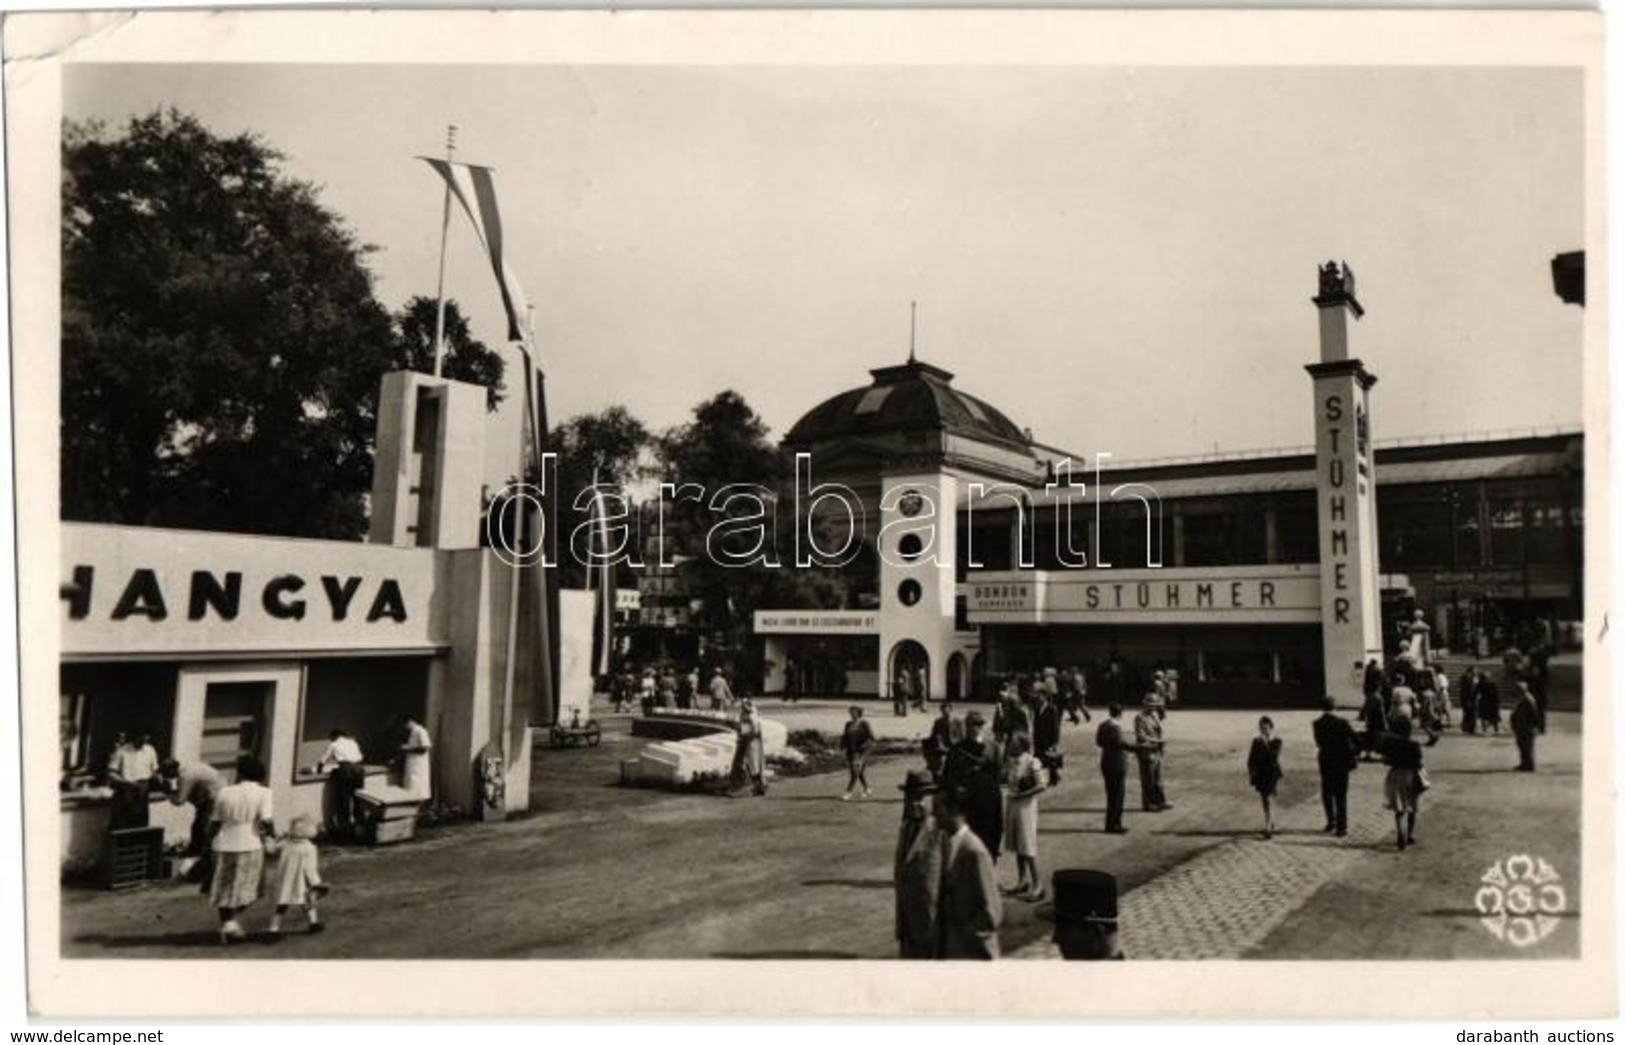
[[267, 814, 328, 939], [1002, 734, 1046, 901], [1382, 718, 1427, 851], [208, 755, 275, 944]]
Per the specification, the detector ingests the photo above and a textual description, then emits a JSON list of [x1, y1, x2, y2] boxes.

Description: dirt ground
[[59, 698, 1583, 960]]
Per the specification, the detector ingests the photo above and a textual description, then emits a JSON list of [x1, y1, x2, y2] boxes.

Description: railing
[[1029, 424, 1582, 473]]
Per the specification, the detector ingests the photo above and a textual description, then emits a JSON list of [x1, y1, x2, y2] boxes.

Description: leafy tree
[[392, 296, 506, 411], [61, 108, 400, 538], [650, 392, 781, 677], [549, 405, 650, 589]]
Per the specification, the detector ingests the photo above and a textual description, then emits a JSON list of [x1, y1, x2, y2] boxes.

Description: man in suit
[[932, 784, 1002, 960], [1096, 704, 1135, 834], [1133, 694, 1169, 811], [925, 702, 964, 779], [1311, 695, 1362, 837], [894, 770, 942, 959], [941, 712, 1004, 862], [1510, 681, 1542, 772], [1034, 689, 1064, 787]]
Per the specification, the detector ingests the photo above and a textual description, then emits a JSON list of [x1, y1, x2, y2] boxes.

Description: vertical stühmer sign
[[1307, 261, 1384, 704]]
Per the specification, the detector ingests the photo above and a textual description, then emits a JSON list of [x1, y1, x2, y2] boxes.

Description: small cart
[[549, 707, 602, 748]]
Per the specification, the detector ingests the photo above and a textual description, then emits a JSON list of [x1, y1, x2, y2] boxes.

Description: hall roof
[[783, 358, 1032, 451]]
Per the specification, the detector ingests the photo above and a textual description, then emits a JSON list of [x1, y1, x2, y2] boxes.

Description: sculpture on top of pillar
[[1313, 260, 1365, 318], [1401, 607, 1433, 671]]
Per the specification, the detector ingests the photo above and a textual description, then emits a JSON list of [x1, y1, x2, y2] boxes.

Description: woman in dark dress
[[1382, 718, 1426, 850], [1246, 716, 1283, 839]]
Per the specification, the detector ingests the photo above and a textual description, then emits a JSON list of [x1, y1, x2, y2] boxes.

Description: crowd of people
[[885, 634, 1559, 958], [608, 664, 740, 714], [89, 716, 438, 943]]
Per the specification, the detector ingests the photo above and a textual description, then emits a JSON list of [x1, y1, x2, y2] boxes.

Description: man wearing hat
[[1133, 693, 1170, 812], [1095, 704, 1136, 833], [1050, 869, 1124, 960], [925, 702, 964, 779], [894, 770, 942, 959], [941, 712, 1004, 862], [1312, 695, 1362, 836], [931, 784, 1003, 960], [1034, 686, 1064, 787]]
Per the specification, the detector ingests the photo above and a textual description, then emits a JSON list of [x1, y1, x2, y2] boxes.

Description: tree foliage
[[61, 109, 502, 539], [392, 295, 506, 411], [550, 405, 650, 589], [650, 390, 878, 685]]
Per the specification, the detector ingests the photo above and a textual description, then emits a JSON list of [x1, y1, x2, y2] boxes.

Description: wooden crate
[[354, 792, 422, 846], [103, 827, 164, 890]]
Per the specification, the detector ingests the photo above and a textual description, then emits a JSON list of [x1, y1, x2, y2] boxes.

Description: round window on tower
[[898, 533, 924, 561], [897, 579, 923, 607]]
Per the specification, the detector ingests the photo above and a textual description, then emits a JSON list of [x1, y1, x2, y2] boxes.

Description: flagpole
[[431, 124, 458, 379]]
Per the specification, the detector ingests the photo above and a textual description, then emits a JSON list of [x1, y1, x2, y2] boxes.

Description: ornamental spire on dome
[[908, 300, 917, 365]]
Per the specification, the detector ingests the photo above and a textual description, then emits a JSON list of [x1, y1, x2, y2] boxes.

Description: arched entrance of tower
[[888, 640, 929, 702], [946, 652, 968, 701]]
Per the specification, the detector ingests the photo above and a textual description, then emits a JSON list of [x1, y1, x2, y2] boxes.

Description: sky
[[65, 64, 1586, 486]]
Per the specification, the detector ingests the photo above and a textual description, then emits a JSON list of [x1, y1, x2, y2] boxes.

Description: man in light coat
[[1133, 694, 1170, 811], [932, 785, 1002, 960]]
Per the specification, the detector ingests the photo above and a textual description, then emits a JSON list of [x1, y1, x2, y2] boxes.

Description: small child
[[267, 814, 328, 938]]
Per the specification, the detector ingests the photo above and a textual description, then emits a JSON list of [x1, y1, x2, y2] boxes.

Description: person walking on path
[[894, 770, 942, 959], [708, 668, 736, 711], [1247, 716, 1284, 839], [841, 705, 875, 800], [932, 785, 1003, 960], [1133, 694, 1170, 811], [1510, 681, 1542, 772], [925, 702, 963, 780], [1096, 705, 1135, 834], [1034, 689, 1064, 787], [1382, 718, 1427, 851], [1476, 672, 1503, 735], [208, 755, 275, 944], [893, 668, 912, 717], [1063, 665, 1092, 725], [941, 712, 1004, 863], [266, 814, 328, 939], [913, 665, 930, 713], [1459, 666, 1479, 734], [1358, 682, 1389, 761], [1002, 734, 1046, 901], [1311, 696, 1361, 837]]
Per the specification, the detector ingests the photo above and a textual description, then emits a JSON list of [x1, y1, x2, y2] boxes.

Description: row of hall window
[[953, 478, 1581, 576]]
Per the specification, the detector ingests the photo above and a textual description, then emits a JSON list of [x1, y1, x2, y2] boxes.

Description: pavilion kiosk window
[[297, 657, 430, 785], [59, 662, 179, 795]]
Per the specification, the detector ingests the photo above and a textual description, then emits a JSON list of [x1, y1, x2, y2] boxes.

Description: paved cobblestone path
[[1012, 796, 1395, 960]]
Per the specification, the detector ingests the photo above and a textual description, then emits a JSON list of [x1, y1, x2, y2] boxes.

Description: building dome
[[783, 359, 1031, 450]]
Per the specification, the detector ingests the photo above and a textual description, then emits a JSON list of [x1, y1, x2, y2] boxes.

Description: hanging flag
[[422, 158, 531, 342], [589, 469, 615, 678]]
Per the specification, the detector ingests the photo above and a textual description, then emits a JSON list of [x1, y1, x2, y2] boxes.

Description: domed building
[[757, 291, 1583, 710], [759, 356, 1048, 704]]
